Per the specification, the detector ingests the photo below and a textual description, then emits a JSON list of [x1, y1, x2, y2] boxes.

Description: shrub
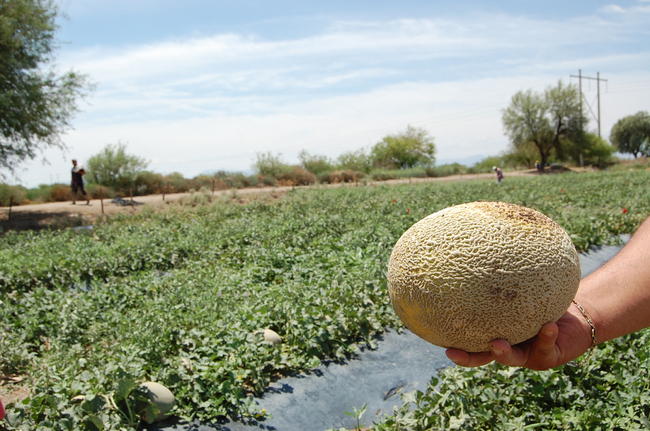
[[320, 170, 365, 184], [162, 172, 191, 194], [256, 174, 277, 187], [178, 189, 212, 206], [25, 184, 57, 203], [85, 184, 116, 200], [135, 171, 165, 195], [299, 150, 334, 175], [371, 170, 395, 181], [336, 148, 373, 173], [50, 184, 73, 201], [274, 166, 316, 186], [252, 152, 292, 177], [427, 163, 468, 177], [212, 171, 257, 190], [0, 184, 27, 206], [386, 167, 428, 179], [86, 142, 149, 190]]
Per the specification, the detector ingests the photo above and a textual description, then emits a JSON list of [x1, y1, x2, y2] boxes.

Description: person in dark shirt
[[493, 166, 504, 184], [71, 159, 89, 205]]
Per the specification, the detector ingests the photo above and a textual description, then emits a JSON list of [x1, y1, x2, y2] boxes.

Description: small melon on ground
[[139, 381, 175, 423], [387, 201, 581, 352], [263, 329, 282, 345]]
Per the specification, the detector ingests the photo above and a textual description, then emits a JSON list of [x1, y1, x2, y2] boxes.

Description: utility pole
[[570, 70, 608, 138]]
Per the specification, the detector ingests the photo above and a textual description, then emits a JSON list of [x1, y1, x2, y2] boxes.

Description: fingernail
[[491, 345, 504, 356], [543, 328, 554, 337]]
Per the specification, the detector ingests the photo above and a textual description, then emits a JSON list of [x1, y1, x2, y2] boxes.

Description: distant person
[[493, 166, 504, 184], [71, 159, 89, 205], [535, 160, 541, 172]]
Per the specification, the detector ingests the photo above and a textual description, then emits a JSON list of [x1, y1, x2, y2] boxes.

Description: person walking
[[493, 166, 504, 184], [71, 159, 89, 205]]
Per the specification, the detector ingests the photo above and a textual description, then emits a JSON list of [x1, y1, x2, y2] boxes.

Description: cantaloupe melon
[[387, 201, 581, 352], [139, 381, 175, 423], [263, 329, 282, 345]]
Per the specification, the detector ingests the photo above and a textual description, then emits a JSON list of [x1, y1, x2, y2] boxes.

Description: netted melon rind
[[387, 201, 581, 352]]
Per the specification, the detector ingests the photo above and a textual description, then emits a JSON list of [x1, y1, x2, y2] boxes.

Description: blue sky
[[15, 0, 650, 187]]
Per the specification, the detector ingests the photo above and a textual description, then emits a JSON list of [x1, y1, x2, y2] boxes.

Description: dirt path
[[1, 169, 540, 232]]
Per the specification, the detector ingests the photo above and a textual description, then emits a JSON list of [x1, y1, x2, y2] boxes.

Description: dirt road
[[1, 169, 540, 232]]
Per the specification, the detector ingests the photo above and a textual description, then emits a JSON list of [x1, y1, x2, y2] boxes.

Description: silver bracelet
[[567, 300, 597, 367]]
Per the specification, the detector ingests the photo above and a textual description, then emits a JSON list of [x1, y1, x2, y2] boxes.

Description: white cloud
[[59, 12, 645, 102], [598, 3, 650, 13], [600, 5, 626, 13]]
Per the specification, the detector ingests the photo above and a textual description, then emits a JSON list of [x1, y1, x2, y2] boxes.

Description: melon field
[[1, 170, 649, 430]]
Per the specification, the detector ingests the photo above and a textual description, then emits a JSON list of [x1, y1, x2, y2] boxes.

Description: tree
[[0, 0, 92, 176], [610, 111, 650, 158], [298, 150, 334, 175], [86, 142, 149, 190], [251, 151, 290, 176], [502, 81, 586, 170], [566, 132, 616, 167], [370, 125, 436, 169], [582, 133, 616, 167], [336, 148, 372, 173], [503, 141, 540, 169]]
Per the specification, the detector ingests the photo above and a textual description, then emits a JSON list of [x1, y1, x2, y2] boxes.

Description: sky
[[12, 0, 650, 187]]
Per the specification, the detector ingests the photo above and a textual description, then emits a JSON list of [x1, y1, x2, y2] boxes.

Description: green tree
[[0, 0, 92, 176], [567, 132, 616, 167], [298, 150, 334, 175], [583, 133, 616, 167], [503, 141, 539, 169], [610, 111, 650, 158], [336, 148, 372, 173], [163, 172, 189, 193], [252, 151, 290, 176], [502, 81, 586, 171], [370, 125, 436, 169], [86, 142, 149, 190]]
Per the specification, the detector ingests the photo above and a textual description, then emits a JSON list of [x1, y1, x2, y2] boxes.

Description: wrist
[[567, 299, 597, 366]]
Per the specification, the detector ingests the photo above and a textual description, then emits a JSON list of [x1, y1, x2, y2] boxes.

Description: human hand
[[445, 306, 594, 371]]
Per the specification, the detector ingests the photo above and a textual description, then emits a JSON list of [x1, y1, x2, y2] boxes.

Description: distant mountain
[[436, 154, 487, 167]]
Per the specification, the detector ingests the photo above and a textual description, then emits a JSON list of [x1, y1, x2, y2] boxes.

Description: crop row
[[371, 328, 650, 430], [0, 170, 648, 430]]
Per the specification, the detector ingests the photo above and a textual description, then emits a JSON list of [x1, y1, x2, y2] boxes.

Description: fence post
[[163, 181, 170, 201], [100, 187, 105, 215], [8, 196, 12, 220], [212, 178, 215, 196], [130, 187, 133, 208]]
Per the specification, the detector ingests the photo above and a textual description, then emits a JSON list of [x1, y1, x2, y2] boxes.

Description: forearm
[[575, 216, 650, 344]]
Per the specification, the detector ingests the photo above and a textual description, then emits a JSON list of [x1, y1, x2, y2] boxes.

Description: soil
[[1, 168, 560, 233], [0, 376, 29, 407]]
